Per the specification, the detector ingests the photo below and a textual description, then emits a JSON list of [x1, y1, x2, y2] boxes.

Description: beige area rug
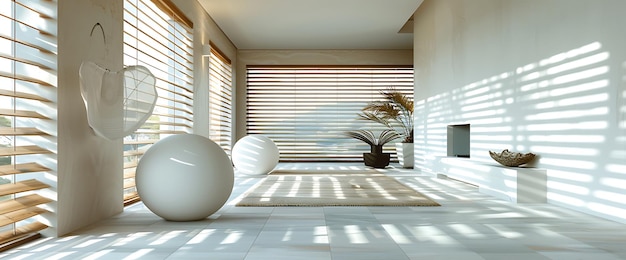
[[236, 171, 440, 207]]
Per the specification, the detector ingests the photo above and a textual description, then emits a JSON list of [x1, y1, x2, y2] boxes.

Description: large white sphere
[[136, 134, 234, 221], [232, 135, 279, 175]]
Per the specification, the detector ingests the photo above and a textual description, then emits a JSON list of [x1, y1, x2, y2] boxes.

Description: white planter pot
[[396, 143, 414, 168]]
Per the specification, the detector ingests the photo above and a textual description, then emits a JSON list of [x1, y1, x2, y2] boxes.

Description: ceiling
[[197, 0, 423, 50]]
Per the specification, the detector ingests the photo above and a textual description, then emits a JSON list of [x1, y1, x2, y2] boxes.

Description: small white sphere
[[136, 134, 234, 221], [232, 135, 279, 175]]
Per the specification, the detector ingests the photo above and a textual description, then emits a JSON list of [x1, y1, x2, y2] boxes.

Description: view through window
[[208, 43, 233, 156], [246, 66, 413, 162], [122, 0, 193, 205], [0, 0, 57, 246]]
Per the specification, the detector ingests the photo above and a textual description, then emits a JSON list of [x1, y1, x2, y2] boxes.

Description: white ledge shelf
[[427, 156, 547, 203]]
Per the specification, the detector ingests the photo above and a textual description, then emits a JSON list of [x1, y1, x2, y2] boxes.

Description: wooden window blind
[[208, 43, 233, 155], [123, 0, 193, 205], [0, 0, 56, 247], [246, 65, 413, 162]]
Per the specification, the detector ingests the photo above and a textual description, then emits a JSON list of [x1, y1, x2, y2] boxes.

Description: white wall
[[413, 0, 626, 223], [57, 0, 124, 236]]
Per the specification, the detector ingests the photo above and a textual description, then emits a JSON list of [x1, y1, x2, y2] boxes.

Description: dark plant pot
[[370, 145, 383, 154], [363, 152, 391, 169]]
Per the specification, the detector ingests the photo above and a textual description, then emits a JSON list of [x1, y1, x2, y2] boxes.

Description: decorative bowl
[[489, 149, 535, 167]]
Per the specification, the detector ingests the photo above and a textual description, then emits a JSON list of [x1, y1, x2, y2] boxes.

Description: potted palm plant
[[358, 87, 414, 168], [345, 129, 400, 168]]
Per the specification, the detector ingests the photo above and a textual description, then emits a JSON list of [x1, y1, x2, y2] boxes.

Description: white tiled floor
[[3, 163, 626, 260]]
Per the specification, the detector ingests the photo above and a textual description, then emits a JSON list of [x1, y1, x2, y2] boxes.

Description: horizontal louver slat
[[0, 109, 48, 119], [0, 53, 52, 71], [0, 163, 50, 176], [123, 192, 140, 206], [142, 121, 190, 128], [0, 127, 48, 136], [0, 221, 48, 245], [123, 139, 158, 145], [123, 179, 135, 189], [0, 34, 54, 55], [0, 146, 52, 157], [0, 179, 50, 197], [123, 150, 146, 157], [0, 71, 54, 87], [0, 89, 51, 102], [132, 129, 187, 135], [0, 207, 48, 227], [123, 169, 136, 179], [0, 194, 52, 215]]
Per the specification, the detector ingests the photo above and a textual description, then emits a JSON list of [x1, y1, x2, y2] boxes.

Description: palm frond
[[344, 129, 376, 146], [344, 129, 400, 146], [356, 86, 414, 143], [377, 129, 401, 145], [362, 103, 399, 119], [358, 112, 393, 129], [385, 90, 413, 114]]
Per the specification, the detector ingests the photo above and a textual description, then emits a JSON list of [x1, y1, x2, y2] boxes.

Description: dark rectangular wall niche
[[447, 124, 470, 158]]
